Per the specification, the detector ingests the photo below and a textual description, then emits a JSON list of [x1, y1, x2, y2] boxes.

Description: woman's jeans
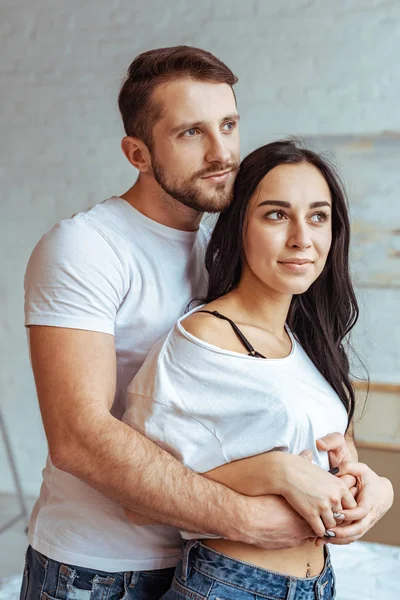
[[161, 540, 336, 600], [20, 545, 175, 600]]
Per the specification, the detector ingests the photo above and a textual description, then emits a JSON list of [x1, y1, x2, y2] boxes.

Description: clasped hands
[[291, 432, 394, 546]]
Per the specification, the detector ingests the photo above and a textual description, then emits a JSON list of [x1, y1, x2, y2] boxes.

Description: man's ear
[[121, 136, 152, 173]]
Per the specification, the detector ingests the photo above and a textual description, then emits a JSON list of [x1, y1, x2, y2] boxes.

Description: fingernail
[[329, 467, 339, 475], [333, 512, 344, 520], [326, 530, 336, 537]]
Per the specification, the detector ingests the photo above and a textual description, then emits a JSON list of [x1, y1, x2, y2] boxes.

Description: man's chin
[[194, 185, 234, 213], [173, 189, 232, 213], [192, 196, 232, 213]]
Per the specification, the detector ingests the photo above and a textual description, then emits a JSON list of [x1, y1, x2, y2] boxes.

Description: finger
[[350, 486, 358, 498], [338, 461, 368, 479], [341, 505, 369, 522], [299, 450, 313, 462], [320, 509, 338, 530], [339, 474, 357, 490], [341, 488, 357, 510], [315, 537, 328, 547], [310, 516, 328, 538], [331, 501, 345, 522], [316, 432, 344, 452], [320, 535, 359, 546], [333, 512, 345, 523], [327, 517, 371, 541]]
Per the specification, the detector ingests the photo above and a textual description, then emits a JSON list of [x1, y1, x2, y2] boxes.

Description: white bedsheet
[[1, 542, 399, 600], [330, 541, 400, 599]]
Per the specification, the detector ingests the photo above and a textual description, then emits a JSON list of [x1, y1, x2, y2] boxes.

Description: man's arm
[[29, 325, 313, 549]]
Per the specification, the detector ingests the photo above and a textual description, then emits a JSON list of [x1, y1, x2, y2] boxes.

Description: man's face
[[149, 78, 240, 213]]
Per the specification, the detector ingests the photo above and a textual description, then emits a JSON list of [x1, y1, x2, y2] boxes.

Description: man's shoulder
[[33, 214, 120, 266], [24, 200, 132, 331], [25, 200, 133, 296], [30, 197, 140, 267]]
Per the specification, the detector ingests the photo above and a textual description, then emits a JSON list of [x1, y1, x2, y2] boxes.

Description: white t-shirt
[[24, 197, 209, 571], [124, 306, 349, 538]]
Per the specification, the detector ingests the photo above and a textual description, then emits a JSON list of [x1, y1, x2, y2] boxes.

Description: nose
[[287, 221, 312, 250], [205, 132, 231, 165]]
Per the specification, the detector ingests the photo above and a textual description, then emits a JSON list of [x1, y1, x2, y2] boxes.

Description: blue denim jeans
[[20, 546, 175, 600], [161, 540, 336, 600]]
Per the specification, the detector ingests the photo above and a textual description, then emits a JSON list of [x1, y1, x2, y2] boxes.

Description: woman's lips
[[278, 260, 314, 273]]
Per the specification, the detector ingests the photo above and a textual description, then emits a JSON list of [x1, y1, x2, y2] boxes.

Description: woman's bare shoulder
[[181, 307, 230, 346]]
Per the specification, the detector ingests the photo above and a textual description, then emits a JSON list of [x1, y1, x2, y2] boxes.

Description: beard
[[151, 154, 239, 213]]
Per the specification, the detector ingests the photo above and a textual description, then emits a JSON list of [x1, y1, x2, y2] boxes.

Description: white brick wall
[[1, 0, 399, 494]]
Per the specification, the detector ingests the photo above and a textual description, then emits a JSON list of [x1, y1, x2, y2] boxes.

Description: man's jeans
[[20, 546, 175, 600]]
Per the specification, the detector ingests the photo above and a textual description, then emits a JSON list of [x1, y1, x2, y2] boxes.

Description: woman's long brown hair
[[203, 139, 363, 426]]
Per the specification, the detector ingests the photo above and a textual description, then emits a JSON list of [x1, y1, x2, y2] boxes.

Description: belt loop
[[181, 540, 199, 582], [286, 578, 297, 600]]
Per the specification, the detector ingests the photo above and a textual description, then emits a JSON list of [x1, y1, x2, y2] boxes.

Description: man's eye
[[222, 121, 235, 131], [183, 128, 199, 137]]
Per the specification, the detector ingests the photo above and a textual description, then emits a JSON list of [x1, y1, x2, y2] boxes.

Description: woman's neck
[[221, 273, 292, 341]]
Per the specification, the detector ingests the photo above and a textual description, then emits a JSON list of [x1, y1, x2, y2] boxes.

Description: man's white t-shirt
[[24, 197, 209, 571]]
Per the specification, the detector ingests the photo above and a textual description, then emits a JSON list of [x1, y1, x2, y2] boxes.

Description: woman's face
[[242, 162, 333, 297]]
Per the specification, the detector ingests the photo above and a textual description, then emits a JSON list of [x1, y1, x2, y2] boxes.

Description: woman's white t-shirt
[[124, 306, 349, 537]]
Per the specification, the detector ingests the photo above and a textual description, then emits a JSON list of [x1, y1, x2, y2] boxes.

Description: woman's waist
[[203, 537, 325, 578]]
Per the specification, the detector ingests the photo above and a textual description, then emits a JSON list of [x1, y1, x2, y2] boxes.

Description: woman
[[123, 140, 393, 599]]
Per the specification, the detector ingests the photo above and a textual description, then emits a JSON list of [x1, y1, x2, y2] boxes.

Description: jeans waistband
[[179, 540, 334, 599]]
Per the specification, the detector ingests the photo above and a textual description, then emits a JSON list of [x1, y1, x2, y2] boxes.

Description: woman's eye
[[310, 212, 329, 223], [266, 210, 286, 220]]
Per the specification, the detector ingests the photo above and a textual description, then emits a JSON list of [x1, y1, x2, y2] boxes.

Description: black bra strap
[[197, 310, 266, 359]]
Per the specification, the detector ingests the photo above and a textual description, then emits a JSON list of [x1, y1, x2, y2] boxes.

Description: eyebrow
[[170, 113, 240, 136], [257, 200, 331, 209]]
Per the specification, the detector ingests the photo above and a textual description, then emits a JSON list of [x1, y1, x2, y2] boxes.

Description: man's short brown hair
[[118, 45, 238, 148]]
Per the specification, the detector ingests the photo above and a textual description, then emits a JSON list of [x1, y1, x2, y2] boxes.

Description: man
[[21, 46, 352, 600]]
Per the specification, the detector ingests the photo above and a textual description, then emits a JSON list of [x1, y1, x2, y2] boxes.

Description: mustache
[[193, 162, 240, 180]]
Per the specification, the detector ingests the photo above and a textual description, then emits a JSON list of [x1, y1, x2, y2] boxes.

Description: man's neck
[[120, 177, 203, 232]]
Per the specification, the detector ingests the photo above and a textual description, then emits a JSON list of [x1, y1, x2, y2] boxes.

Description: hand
[[244, 494, 316, 549], [315, 462, 394, 546], [316, 432, 355, 467], [317, 432, 357, 495], [277, 453, 357, 537]]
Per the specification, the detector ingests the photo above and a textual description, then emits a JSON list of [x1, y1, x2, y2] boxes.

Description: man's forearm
[[55, 412, 250, 539], [54, 414, 312, 548]]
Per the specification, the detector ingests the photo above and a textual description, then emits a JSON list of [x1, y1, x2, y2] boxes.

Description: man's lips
[[201, 169, 232, 179]]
